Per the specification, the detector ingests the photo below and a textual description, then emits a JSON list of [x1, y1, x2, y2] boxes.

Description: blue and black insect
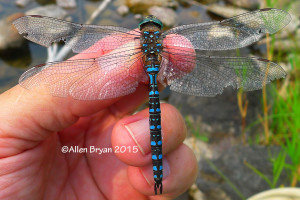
[[12, 8, 291, 195], [139, 16, 164, 194]]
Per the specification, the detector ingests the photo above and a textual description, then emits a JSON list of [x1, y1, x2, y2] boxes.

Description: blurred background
[[0, 0, 299, 199]]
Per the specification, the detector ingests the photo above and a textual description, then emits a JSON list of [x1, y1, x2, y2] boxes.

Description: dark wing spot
[[36, 63, 46, 68], [30, 15, 44, 18], [260, 8, 272, 11], [257, 58, 270, 62], [21, 32, 28, 37]]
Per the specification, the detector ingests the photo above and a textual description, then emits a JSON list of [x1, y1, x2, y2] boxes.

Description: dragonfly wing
[[159, 50, 286, 97], [162, 8, 291, 50], [13, 15, 141, 53], [19, 46, 146, 100]]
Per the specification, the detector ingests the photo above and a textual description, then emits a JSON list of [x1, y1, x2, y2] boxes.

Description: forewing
[[159, 50, 286, 97], [13, 15, 141, 53], [162, 8, 291, 50], [19, 44, 146, 100]]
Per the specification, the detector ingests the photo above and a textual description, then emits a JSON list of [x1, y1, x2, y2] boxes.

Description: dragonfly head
[[139, 15, 163, 30]]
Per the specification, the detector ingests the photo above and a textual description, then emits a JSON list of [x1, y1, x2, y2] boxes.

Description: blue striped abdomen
[[140, 27, 163, 195], [148, 71, 163, 195]]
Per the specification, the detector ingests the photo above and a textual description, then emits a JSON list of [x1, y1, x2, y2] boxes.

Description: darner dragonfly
[[13, 8, 291, 195]]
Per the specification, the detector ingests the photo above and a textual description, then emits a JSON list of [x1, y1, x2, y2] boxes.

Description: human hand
[[0, 35, 197, 199]]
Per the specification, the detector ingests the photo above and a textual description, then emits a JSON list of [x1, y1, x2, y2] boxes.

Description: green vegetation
[[245, 150, 286, 188], [189, 0, 300, 194], [245, 0, 300, 189], [185, 115, 209, 142], [271, 50, 300, 186]]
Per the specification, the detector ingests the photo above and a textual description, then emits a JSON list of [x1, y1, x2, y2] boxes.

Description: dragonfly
[[12, 8, 291, 195]]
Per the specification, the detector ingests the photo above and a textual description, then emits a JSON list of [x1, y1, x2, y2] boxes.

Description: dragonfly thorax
[[140, 24, 163, 75], [141, 30, 163, 54]]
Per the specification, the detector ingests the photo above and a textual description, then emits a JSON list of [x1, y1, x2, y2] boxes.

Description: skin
[[0, 30, 197, 200]]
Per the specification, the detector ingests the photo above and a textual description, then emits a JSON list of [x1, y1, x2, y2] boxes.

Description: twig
[[262, 33, 272, 144], [47, 43, 58, 62], [86, 0, 112, 24], [237, 89, 248, 144]]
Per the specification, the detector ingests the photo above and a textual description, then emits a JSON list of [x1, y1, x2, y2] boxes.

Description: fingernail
[[141, 158, 170, 185], [124, 118, 149, 155]]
